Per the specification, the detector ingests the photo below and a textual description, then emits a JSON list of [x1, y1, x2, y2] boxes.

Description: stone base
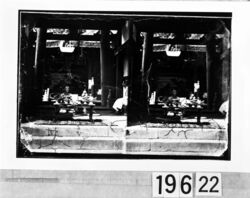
[[20, 119, 228, 157]]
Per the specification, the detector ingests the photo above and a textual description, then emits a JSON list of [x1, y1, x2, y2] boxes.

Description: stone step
[[21, 123, 125, 137], [126, 139, 228, 156], [20, 119, 228, 157], [21, 123, 226, 140], [22, 136, 227, 157], [126, 127, 227, 140], [29, 136, 124, 151]]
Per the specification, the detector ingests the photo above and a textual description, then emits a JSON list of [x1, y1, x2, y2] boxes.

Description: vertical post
[[121, 20, 133, 44], [122, 21, 149, 125], [141, 32, 153, 74], [206, 34, 222, 110], [206, 42, 215, 109], [122, 21, 130, 78], [100, 29, 109, 106], [206, 20, 231, 110], [34, 28, 41, 89], [115, 53, 123, 98], [141, 32, 153, 99], [20, 24, 35, 120], [221, 27, 231, 102], [205, 49, 211, 109], [89, 105, 94, 122], [115, 30, 123, 98], [100, 29, 115, 107], [33, 26, 46, 103]]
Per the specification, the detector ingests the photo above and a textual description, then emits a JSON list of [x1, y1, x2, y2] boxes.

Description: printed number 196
[[152, 173, 193, 197]]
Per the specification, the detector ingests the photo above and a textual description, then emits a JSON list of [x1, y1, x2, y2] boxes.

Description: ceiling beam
[[46, 34, 99, 41], [152, 38, 207, 45], [35, 19, 123, 30], [45, 34, 117, 41]]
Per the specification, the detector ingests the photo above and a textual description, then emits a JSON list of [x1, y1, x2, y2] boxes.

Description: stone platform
[[20, 116, 228, 157]]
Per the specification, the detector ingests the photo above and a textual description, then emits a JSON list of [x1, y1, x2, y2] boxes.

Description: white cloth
[[219, 100, 229, 115], [219, 100, 229, 123], [113, 97, 128, 111], [113, 86, 128, 111]]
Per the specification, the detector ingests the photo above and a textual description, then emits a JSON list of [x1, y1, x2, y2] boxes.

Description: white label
[[179, 173, 193, 197], [163, 173, 180, 198], [152, 173, 193, 198], [195, 173, 222, 196], [152, 172, 164, 197]]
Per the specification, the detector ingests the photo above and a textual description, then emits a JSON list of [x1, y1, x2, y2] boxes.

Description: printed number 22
[[199, 176, 219, 193], [195, 173, 222, 196]]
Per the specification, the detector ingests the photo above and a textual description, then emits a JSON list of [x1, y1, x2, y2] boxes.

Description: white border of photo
[[0, 0, 250, 172]]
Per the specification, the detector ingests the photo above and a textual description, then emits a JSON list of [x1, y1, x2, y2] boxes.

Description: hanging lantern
[[59, 40, 75, 53], [165, 44, 181, 57]]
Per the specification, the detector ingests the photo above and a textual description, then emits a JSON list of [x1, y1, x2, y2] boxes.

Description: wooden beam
[[46, 34, 99, 41], [46, 34, 117, 41], [135, 18, 229, 34], [153, 38, 207, 45], [153, 44, 207, 53], [152, 38, 222, 45], [22, 11, 230, 34], [36, 19, 123, 30]]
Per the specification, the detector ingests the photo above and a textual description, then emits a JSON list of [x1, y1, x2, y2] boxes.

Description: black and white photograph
[[18, 10, 231, 159], [2, 1, 250, 198]]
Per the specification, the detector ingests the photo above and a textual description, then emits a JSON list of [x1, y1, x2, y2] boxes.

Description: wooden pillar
[[206, 20, 231, 110], [141, 32, 153, 73], [19, 24, 36, 120], [122, 21, 132, 77], [206, 34, 222, 110], [205, 50, 211, 108], [100, 29, 115, 107], [141, 32, 153, 99], [121, 20, 133, 44], [221, 27, 231, 102], [33, 26, 46, 103], [115, 54, 123, 98], [122, 21, 148, 125], [115, 30, 123, 98], [206, 36, 215, 110]]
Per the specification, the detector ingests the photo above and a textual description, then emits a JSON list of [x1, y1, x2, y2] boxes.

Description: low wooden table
[[54, 103, 95, 121], [162, 106, 204, 124]]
